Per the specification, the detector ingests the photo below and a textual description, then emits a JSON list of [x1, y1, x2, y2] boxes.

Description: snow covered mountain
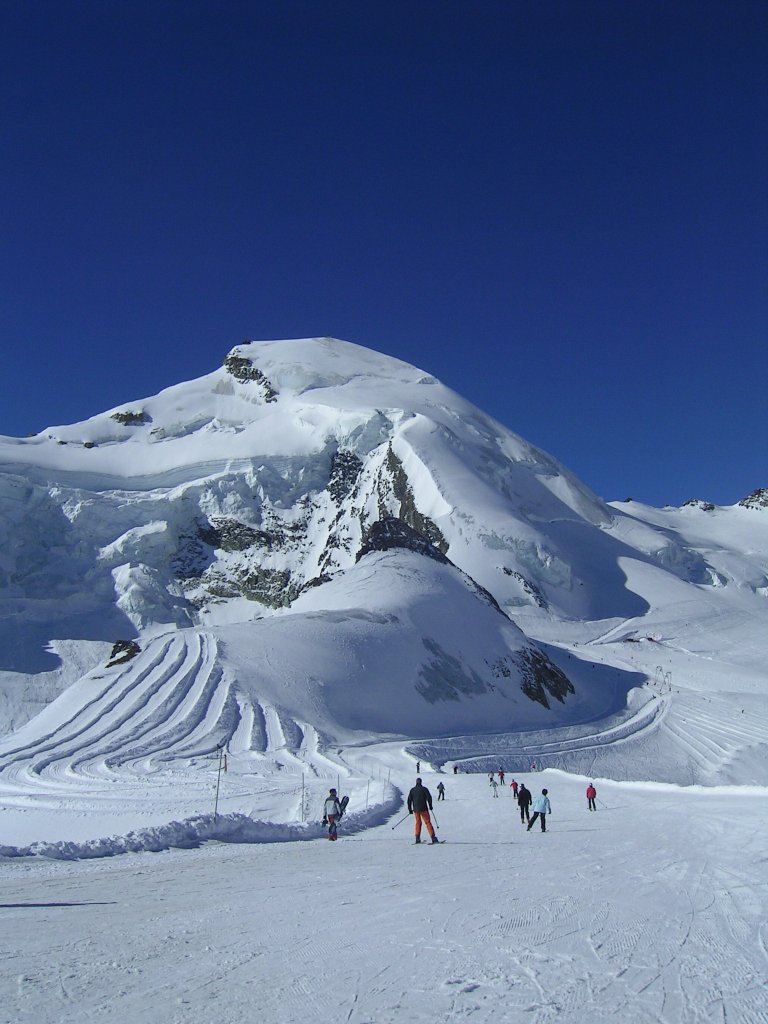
[[0, 337, 766, 852]]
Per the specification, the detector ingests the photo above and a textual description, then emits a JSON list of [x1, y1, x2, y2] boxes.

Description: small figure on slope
[[436, 781, 446, 801], [491, 778, 499, 797], [517, 783, 532, 825], [498, 768, 505, 785], [322, 788, 343, 841], [408, 777, 439, 844], [527, 788, 551, 833], [510, 779, 518, 798], [586, 782, 597, 812]]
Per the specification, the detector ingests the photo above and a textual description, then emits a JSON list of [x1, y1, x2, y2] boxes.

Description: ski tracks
[[0, 633, 227, 789]]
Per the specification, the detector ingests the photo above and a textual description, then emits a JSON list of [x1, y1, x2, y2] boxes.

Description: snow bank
[[0, 784, 401, 861]]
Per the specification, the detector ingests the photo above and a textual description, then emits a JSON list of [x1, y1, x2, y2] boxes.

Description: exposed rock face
[[198, 519, 268, 553], [501, 567, 548, 608], [328, 450, 363, 505], [357, 516, 448, 564], [165, 439, 451, 610], [110, 411, 149, 426], [517, 648, 575, 709], [383, 446, 448, 554], [107, 640, 141, 666], [739, 488, 768, 510], [682, 499, 715, 511], [223, 352, 278, 401]]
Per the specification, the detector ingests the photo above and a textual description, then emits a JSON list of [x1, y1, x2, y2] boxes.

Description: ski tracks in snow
[[0, 630, 358, 838], [1, 772, 767, 1023]]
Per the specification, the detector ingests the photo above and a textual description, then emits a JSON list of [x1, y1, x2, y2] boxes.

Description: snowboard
[[338, 795, 349, 818]]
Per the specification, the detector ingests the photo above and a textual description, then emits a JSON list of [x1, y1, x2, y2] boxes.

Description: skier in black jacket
[[517, 783, 532, 824], [407, 778, 439, 844]]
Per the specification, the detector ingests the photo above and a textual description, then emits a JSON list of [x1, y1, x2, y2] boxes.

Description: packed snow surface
[[0, 337, 766, 1022], [2, 769, 766, 1024]]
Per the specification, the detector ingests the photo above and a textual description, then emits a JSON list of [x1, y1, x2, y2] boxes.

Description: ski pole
[[431, 810, 440, 829], [391, 812, 410, 830]]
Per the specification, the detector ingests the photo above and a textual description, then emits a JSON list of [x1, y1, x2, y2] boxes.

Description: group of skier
[[320, 772, 598, 842]]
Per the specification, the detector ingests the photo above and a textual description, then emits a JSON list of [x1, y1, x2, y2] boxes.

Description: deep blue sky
[[2, 1, 766, 506]]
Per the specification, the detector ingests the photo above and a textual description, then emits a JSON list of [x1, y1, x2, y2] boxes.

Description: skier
[[586, 782, 597, 811], [517, 783, 532, 825], [527, 788, 551, 832], [407, 777, 439, 844], [322, 787, 343, 841], [416, 761, 421, 773], [436, 781, 446, 801], [488, 773, 495, 786], [510, 779, 519, 798], [491, 778, 499, 797], [453, 765, 458, 775], [498, 768, 505, 785]]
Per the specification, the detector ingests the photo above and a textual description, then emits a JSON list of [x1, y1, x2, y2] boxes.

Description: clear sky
[[2, 0, 766, 507]]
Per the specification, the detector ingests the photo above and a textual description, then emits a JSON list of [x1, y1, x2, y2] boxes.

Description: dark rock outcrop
[[223, 352, 278, 401], [739, 488, 768, 510]]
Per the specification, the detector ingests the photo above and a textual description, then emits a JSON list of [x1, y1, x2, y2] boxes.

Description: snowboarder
[[510, 779, 518, 798], [491, 778, 499, 797], [586, 782, 597, 811], [436, 781, 446, 801], [527, 788, 551, 832], [407, 778, 439, 844], [517, 783, 532, 824], [322, 788, 343, 841], [498, 768, 505, 785]]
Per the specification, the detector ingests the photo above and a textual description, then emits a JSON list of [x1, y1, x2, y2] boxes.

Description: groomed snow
[[2, 768, 766, 1024], [0, 338, 766, 1023]]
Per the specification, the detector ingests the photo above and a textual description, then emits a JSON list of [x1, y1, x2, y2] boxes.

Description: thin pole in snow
[[213, 744, 224, 821], [365, 781, 370, 810], [301, 772, 305, 822]]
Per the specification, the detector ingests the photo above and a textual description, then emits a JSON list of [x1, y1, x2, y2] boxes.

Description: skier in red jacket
[[586, 783, 597, 811]]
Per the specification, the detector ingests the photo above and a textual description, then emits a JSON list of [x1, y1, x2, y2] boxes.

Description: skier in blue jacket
[[527, 788, 551, 832]]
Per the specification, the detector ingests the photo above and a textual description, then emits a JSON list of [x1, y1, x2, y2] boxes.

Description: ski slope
[[1, 610, 767, 855], [1, 769, 766, 1024], [0, 630, 384, 847], [0, 338, 766, 1022]]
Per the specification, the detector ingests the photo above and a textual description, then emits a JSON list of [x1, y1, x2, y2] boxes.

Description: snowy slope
[[1, 337, 767, 1024], [1, 769, 766, 1024], [0, 336, 766, 852]]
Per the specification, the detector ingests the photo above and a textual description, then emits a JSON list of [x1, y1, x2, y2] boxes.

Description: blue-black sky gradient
[[2, 0, 766, 506]]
